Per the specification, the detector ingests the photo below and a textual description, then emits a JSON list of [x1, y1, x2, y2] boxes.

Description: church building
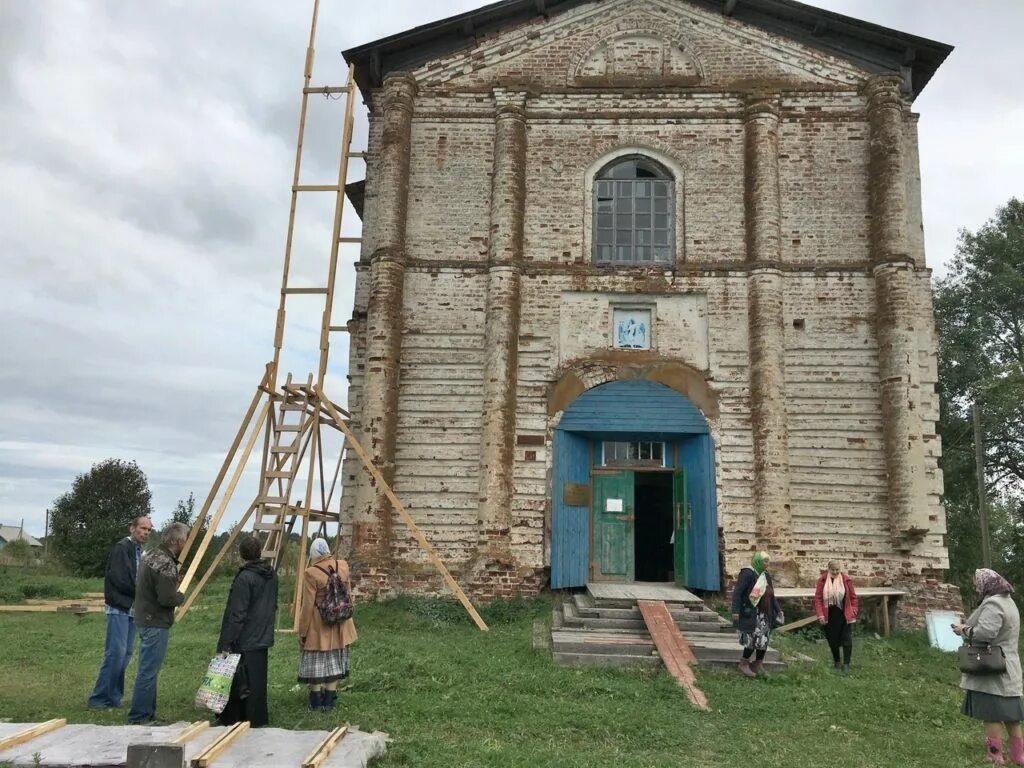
[[339, 0, 958, 617]]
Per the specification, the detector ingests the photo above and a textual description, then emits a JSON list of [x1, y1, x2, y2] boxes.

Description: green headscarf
[[751, 551, 769, 575]]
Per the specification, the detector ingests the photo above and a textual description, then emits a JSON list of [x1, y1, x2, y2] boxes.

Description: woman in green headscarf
[[731, 551, 784, 678]]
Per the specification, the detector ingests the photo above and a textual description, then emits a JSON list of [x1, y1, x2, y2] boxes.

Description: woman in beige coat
[[297, 538, 357, 712], [953, 568, 1023, 764]]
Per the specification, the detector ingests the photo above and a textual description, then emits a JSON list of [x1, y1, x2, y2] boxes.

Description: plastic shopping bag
[[194, 653, 241, 714]]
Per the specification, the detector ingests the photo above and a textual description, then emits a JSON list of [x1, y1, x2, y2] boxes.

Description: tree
[[935, 198, 1024, 594], [48, 459, 153, 576]]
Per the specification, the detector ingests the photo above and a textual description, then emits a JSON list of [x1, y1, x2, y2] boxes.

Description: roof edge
[[342, 0, 953, 102]]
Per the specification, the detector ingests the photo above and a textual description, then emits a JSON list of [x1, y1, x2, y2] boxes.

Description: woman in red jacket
[[814, 561, 859, 673]]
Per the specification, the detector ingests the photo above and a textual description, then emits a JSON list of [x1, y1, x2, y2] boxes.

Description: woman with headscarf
[[813, 560, 859, 673], [953, 568, 1023, 764], [731, 551, 783, 678], [296, 538, 357, 712]]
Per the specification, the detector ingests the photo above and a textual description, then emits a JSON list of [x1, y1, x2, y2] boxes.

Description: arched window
[[593, 156, 674, 265]]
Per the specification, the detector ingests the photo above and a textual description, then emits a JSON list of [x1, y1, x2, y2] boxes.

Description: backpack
[[314, 563, 353, 625]]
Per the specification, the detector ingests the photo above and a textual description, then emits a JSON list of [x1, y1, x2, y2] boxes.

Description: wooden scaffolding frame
[[177, 0, 487, 632]]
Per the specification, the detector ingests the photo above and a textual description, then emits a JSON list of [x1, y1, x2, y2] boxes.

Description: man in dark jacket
[[127, 521, 188, 724], [88, 516, 153, 709], [216, 535, 279, 727]]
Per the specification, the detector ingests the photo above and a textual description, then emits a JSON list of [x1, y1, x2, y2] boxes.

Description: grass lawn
[[0, 567, 1000, 767]]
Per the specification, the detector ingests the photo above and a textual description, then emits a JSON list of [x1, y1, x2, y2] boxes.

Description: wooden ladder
[[254, 374, 316, 565]]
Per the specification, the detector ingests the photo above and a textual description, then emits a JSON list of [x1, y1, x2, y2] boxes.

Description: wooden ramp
[[637, 600, 709, 711]]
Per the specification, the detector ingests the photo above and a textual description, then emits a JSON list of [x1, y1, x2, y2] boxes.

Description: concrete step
[[551, 637, 784, 672], [553, 652, 662, 667], [565, 596, 732, 633]]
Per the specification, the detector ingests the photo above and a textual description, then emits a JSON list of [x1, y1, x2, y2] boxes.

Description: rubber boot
[[1008, 735, 1024, 765], [737, 659, 757, 679], [321, 690, 337, 712], [841, 663, 850, 674], [987, 736, 1007, 765], [308, 690, 323, 711], [750, 659, 765, 676], [833, 661, 842, 672]]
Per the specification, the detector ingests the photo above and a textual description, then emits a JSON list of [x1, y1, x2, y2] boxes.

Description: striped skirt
[[297, 647, 350, 685]]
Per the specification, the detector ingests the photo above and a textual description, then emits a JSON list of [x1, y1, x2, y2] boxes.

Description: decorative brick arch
[[547, 358, 720, 422], [569, 21, 707, 87]]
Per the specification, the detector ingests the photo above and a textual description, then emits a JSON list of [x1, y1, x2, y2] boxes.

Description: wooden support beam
[[283, 287, 329, 295], [0, 719, 66, 751], [171, 721, 210, 745], [177, 505, 256, 620], [180, 401, 269, 594], [293, 184, 341, 192], [302, 725, 349, 768], [777, 614, 820, 633], [304, 86, 346, 95], [191, 721, 249, 767], [180, 381, 266, 562], [318, 394, 489, 632]]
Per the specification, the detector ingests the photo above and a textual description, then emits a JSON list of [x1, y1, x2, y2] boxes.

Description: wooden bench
[[773, 587, 906, 636]]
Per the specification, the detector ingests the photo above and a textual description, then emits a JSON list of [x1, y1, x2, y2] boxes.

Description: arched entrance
[[550, 380, 720, 590]]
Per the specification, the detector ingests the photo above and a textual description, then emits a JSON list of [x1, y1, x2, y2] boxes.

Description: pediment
[[411, 0, 871, 93]]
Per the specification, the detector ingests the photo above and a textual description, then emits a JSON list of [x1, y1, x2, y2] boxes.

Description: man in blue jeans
[[88, 516, 153, 709], [127, 521, 188, 725]]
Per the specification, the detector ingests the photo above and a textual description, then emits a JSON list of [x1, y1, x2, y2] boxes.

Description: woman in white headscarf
[[296, 538, 357, 712], [813, 560, 859, 673]]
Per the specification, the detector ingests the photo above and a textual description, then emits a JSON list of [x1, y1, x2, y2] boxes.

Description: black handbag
[[958, 643, 1007, 675]]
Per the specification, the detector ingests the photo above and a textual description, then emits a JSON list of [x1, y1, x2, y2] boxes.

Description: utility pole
[[973, 402, 992, 568]]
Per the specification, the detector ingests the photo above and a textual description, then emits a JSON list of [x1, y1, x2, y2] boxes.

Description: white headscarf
[[310, 538, 331, 559]]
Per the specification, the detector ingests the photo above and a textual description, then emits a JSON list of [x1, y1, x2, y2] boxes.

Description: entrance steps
[[550, 583, 784, 672]]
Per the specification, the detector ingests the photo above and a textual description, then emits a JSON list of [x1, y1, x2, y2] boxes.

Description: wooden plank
[[0, 719, 66, 751], [180, 381, 266, 563], [179, 401, 269, 593], [283, 287, 329, 295], [177, 505, 256, 620], [293, 185, 341, 192], [302, 725, 349, 768], [319, 395, 489, 632], [0, 604, 102, 613], [191, 721, 249, 767], [882, 595, 891, 637], [774, 588, 905, 598], [777, 614, 821, 633], [637, 601, 709, 711], [171, 721, 210, 744]]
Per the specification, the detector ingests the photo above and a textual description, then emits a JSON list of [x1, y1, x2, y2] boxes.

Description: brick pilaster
[[866, 75, 928, 547], [744, 95, 794, 575], [476, 90, 527, 558], [352, 72, 417, 580]]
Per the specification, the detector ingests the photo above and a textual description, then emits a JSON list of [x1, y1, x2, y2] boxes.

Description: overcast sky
[[1, 1, 1021, 537]]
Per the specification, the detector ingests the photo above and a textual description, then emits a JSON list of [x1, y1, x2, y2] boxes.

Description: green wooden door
[[673, 469, 688, 586], [592, 472, 634, 581]]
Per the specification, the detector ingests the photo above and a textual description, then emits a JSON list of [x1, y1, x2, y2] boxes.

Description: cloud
[[1, 0, 1019, 535]]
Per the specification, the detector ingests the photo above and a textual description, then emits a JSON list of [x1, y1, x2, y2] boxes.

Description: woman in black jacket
[[731, 551, 783, 678], [216, 535, 278, 727]]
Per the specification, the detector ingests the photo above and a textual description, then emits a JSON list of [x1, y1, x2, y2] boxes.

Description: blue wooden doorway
[[550, 380, 720, 591]]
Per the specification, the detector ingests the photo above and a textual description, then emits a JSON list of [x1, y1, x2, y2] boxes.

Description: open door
[[673, 468, 688, 586], [592, 472, 634, 581]]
